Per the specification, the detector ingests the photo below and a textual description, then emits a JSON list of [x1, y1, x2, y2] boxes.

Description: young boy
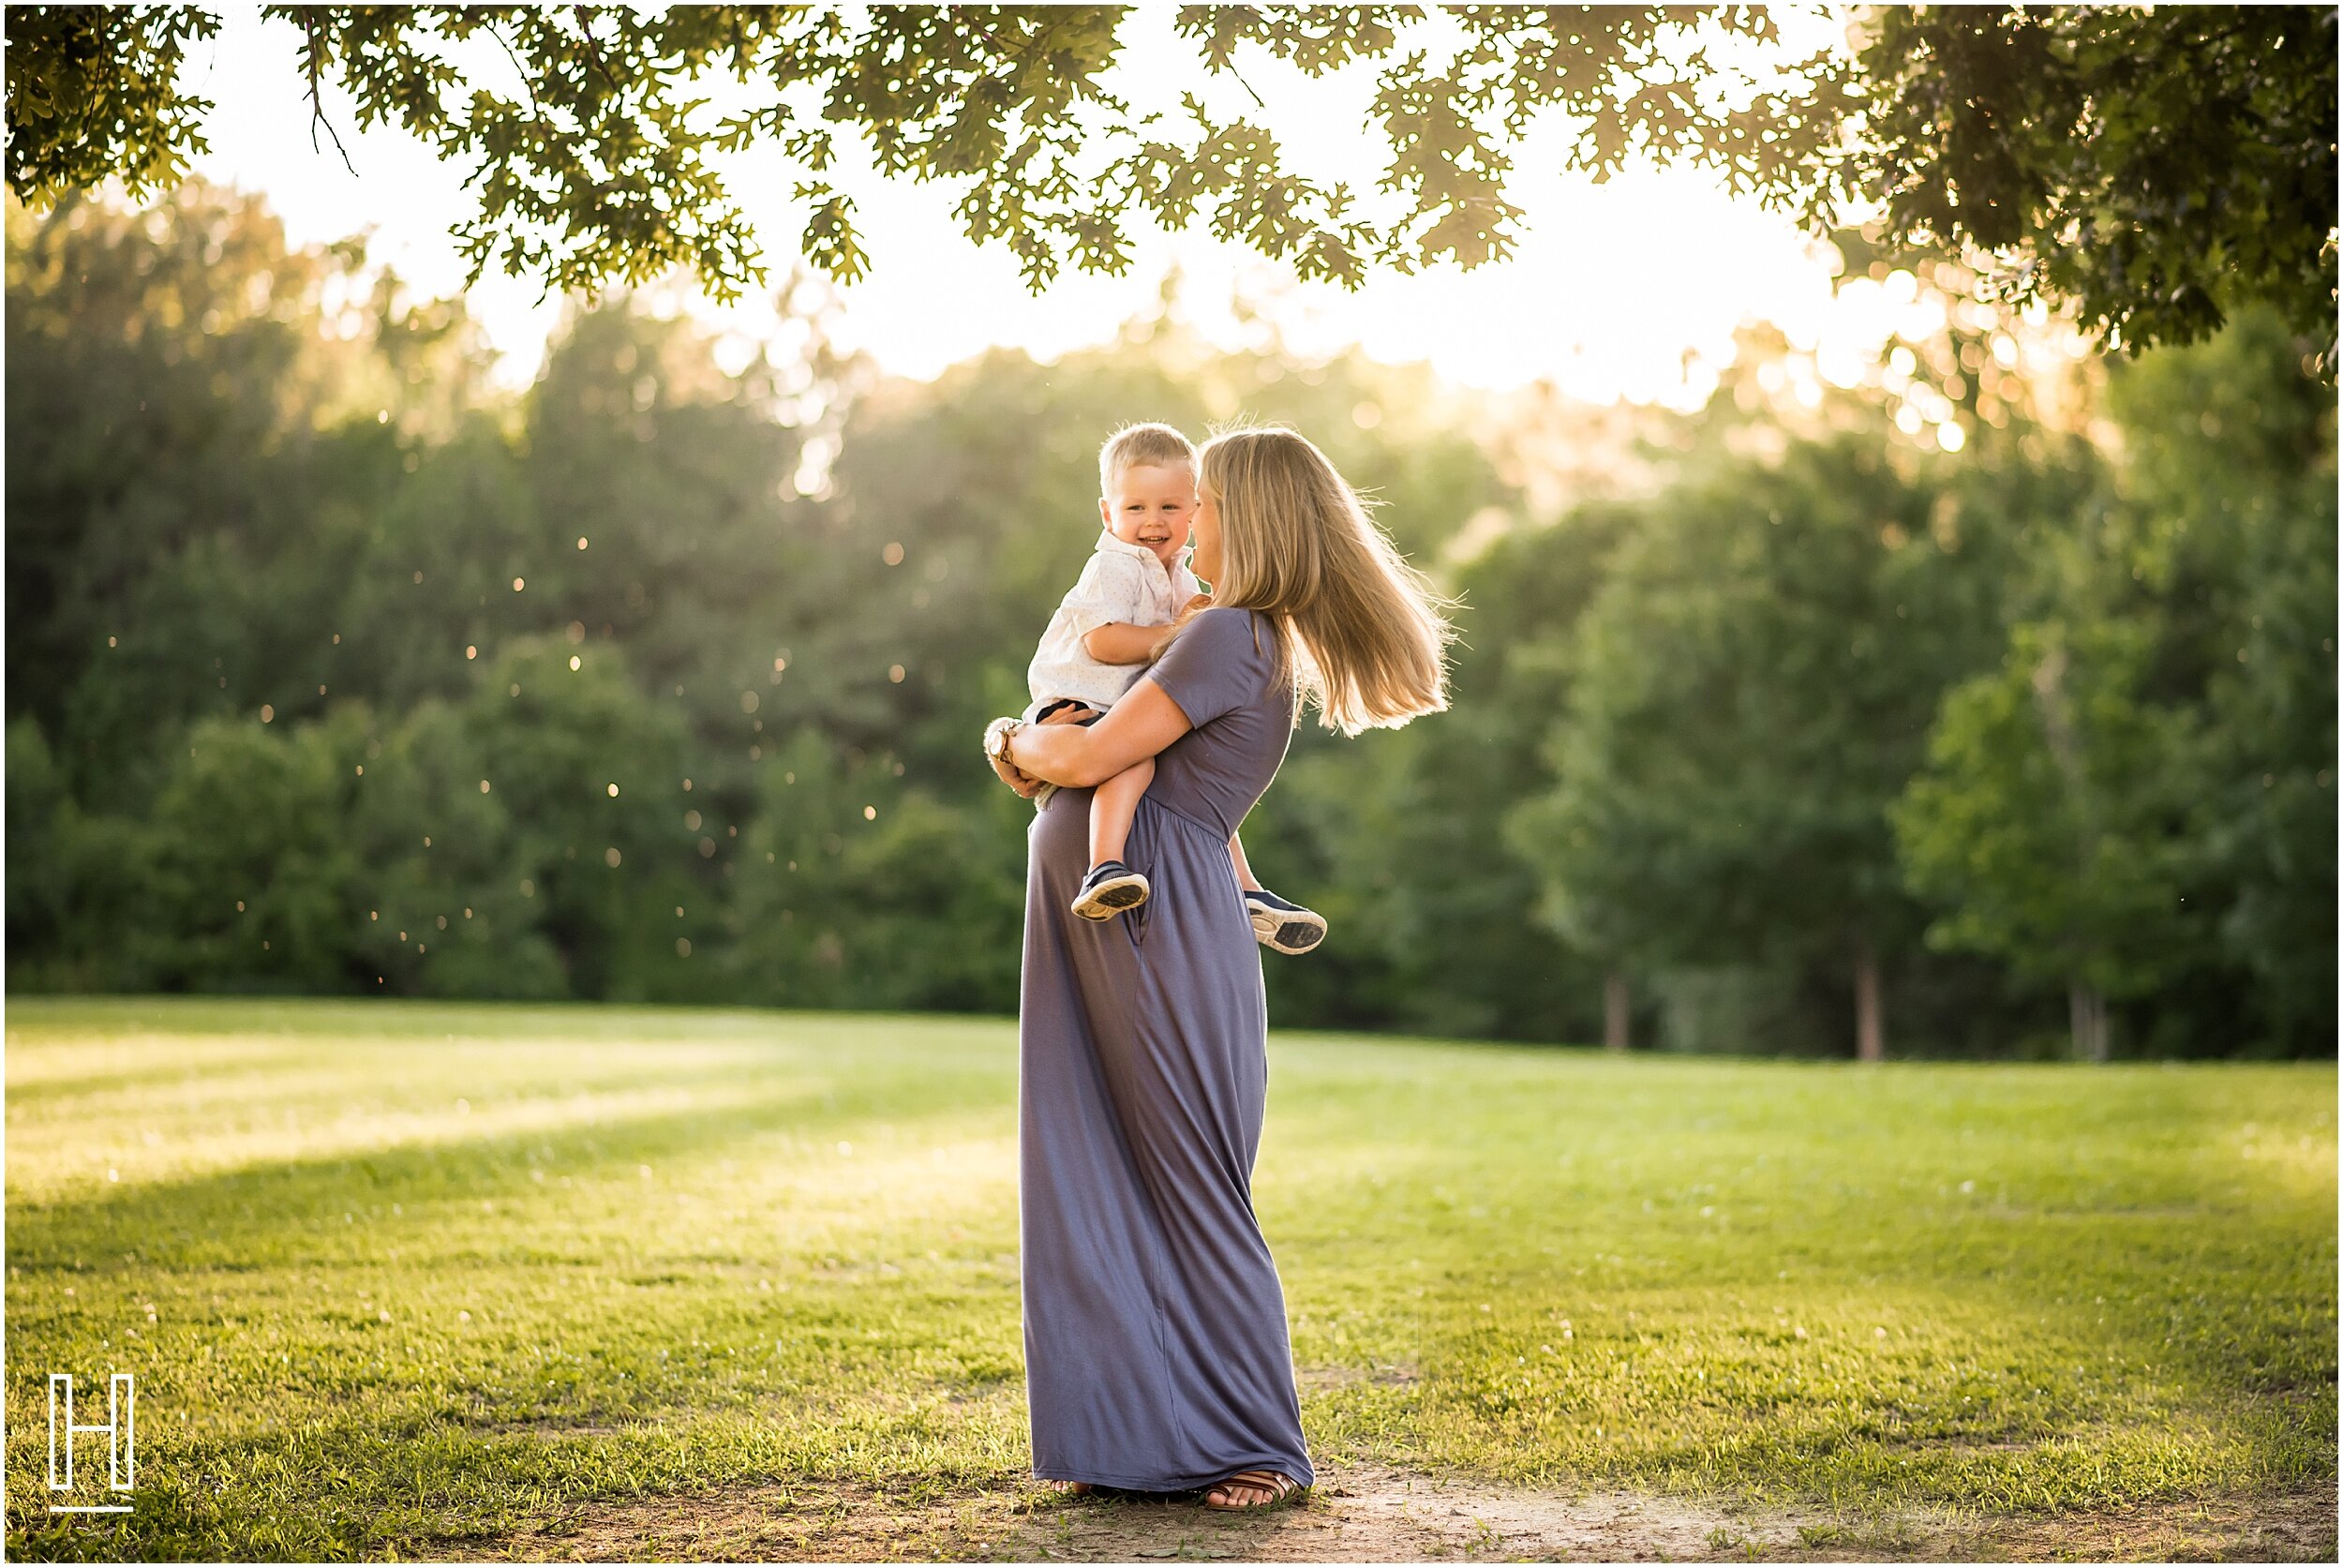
[[1022, 422, 1326, 954]]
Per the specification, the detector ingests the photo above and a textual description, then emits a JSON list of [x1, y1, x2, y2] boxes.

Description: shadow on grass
[[5, 1080, 1002, 1276]]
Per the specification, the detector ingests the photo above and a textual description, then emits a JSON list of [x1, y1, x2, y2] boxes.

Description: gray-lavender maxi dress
[[1017, 605, 1316, 1493]]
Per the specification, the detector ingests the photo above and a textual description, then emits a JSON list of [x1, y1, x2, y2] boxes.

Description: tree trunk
[[1604, 970, 1630, 1052], [2036, 644, 2112, 1068], [1854, 938, 1884, 1062], [2070, 980, 2109, 1063]]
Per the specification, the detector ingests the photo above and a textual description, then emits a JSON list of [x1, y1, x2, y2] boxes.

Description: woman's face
[[1191, 484, 1223, 586]]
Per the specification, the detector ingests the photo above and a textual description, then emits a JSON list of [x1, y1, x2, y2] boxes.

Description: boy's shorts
[[1032, 696, 1105, 726]]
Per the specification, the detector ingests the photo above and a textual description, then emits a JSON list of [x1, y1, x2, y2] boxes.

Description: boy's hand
[[1184, 592, 1214, 615]]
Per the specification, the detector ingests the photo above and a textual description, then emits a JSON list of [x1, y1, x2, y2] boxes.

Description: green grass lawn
[[5, 996, 2334, 1560]]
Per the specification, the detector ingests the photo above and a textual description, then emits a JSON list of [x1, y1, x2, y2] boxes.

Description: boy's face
[[1098, 461, 1195, 566]]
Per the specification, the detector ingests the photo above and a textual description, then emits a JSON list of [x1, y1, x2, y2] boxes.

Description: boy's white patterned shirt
[[1024, 528, 1202, 716]]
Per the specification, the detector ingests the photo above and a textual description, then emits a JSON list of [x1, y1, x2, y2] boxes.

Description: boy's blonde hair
[[1099, 422, 1198, 493], [1196, 425, 1455, 736]]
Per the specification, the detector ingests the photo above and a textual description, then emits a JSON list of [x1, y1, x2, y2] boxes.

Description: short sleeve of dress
[[1056, 553, 1145, 637], [1142, 606, 1272, 731]]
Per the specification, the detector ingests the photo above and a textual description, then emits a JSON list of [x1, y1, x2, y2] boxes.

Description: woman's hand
[[989, 751, 1043, 798], [984, 716, 1043, 798], [986, 705, 1097, 797]]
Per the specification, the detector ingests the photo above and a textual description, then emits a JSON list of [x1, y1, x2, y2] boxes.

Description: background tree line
[[7, 181, 2334, 1058]]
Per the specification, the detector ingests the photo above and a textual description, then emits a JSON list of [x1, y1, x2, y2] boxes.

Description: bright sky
[[176, 6, 1931, 408]]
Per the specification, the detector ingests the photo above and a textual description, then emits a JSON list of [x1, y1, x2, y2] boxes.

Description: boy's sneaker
[[1245, 888, 1326, 954], [1071, 859, 1150, 921]]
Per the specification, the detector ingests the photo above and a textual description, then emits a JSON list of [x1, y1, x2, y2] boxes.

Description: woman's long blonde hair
[[1195, 426, 1455, 736]]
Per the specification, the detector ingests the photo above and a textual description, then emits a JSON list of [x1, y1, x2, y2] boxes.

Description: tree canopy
[[1824, 7, 2337, 360], [6, 5, 2333, 357]]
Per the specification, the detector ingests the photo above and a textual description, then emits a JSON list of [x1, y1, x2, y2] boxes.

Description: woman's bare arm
[[1007, 680, 1195, 789]]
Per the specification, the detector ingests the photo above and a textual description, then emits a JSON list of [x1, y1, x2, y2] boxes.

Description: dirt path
[[438, 1462, 2337, 1562]]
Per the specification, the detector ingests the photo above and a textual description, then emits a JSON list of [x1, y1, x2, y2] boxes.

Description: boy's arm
[[1064, 553, 1157, 665], [1080, 621, 1172, 665]]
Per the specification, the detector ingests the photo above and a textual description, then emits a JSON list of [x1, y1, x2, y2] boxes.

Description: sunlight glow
[[171, 9, 1926, 411]]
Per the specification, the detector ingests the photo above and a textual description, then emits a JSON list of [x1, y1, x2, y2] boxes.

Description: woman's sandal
[[1041, 1479, 1096, 1497], [1201, 1469, 1304, 1510]]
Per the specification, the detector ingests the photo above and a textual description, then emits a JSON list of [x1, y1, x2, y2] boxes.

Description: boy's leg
[[1227, 828, 1263, 890], [1227, 828, 1329, 955], [1089, 755, 1154, 870]]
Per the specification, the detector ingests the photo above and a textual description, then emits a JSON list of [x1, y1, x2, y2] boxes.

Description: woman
[[982, 426, 1454, 1509]]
